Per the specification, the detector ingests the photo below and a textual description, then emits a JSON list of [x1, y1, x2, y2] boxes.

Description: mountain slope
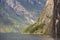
[[0, 6, 18, 33], [0, 3, 24, 33], [6, 0, 46, 24], [23, 0, 54, 35], [0, 0, 46, 33]]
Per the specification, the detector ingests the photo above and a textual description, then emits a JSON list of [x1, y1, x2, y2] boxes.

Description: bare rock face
[[35, 0, 54, 35], [24, 0, 54, 35]]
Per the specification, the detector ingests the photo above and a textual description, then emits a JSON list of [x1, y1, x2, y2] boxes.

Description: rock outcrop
[[38, 0, 54, 35], [23, 0, 54, 36]]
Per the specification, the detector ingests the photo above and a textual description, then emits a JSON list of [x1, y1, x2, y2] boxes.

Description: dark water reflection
[[0, 33, 54, 40]]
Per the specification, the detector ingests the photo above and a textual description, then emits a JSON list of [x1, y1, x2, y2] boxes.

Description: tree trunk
[[53, 0, 60, 39], [52, 0, 57, 38]]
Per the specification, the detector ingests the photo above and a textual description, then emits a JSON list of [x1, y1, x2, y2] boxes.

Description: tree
[[52, 0, 60, 39], [52, 0, 57, 38]]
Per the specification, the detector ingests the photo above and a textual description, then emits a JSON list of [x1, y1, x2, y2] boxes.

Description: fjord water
[[0, 33, 54, 40], [0, 33, 42, 40]]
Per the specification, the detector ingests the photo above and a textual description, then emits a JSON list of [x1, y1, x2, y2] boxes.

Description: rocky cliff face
[[23, 0, 54, 35], [38, 0, 54, 35], [35, 0, 54, 35]]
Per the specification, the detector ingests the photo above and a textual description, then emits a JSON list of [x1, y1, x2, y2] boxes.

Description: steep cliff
[[38, 0, 54, 35], [23, 0, 54, 35]]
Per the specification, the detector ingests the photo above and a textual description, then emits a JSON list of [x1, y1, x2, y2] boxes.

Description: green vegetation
[[23, 22, 45, 33]]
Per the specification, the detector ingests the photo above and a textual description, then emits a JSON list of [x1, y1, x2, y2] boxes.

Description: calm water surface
[[0, 33, 54, 40]]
